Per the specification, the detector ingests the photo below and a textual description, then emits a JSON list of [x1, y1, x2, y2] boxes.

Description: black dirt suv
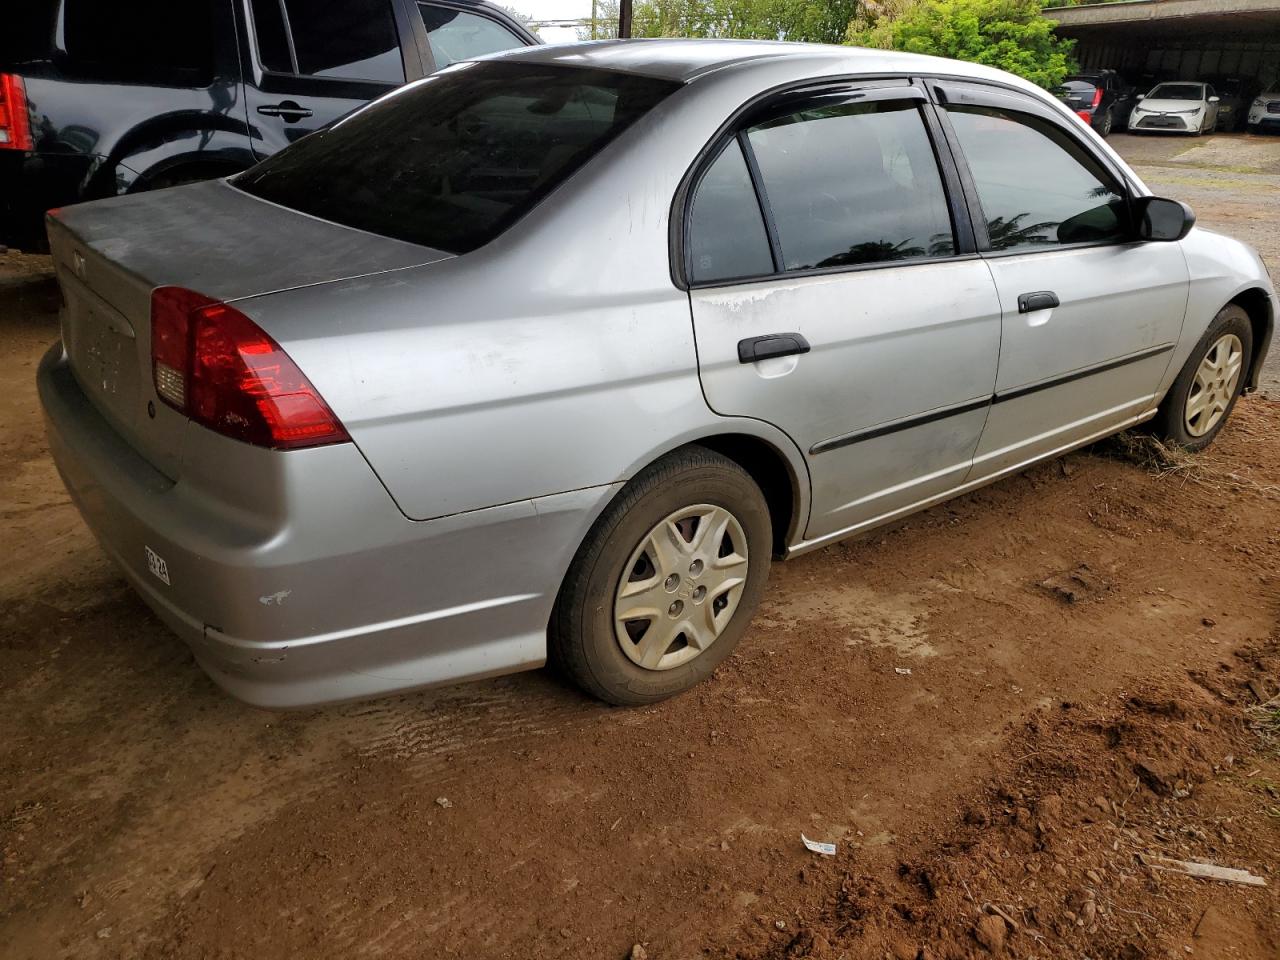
[[1054, 70, 1136, 138], [0, 0, 538, 250]]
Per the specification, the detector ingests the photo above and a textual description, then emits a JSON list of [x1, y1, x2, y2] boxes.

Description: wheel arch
[[605, 422, 812, 561], [110, 128, 257, 195], [1230, 287, 1275, 393], [693, 433, 807, 559]]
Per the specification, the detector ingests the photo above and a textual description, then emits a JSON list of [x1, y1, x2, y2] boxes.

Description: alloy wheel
[[613, 504, 749, 671], [1184, 333, 1244, 437]]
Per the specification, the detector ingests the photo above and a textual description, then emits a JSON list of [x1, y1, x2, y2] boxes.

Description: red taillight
[[1076, 109, 1093, 124], [151, 286, 350, 450], [1092, 88, 1104, 108], [0, 74, 34, 151]]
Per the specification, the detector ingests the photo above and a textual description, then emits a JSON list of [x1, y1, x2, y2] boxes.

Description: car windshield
[[234, 61, 680, 253], [1148, 83, 1204, 101]]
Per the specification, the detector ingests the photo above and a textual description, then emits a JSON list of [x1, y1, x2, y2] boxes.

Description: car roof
[[483, 37, 1013, 84]]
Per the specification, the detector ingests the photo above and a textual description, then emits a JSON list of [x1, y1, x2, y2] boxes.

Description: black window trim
[[241, 0, 419, 88], [674, 76, 978, 292], [927, 77, 1144, 260]]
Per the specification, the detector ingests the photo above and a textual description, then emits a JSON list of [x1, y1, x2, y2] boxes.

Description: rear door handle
[[738, 333, 811, 364], [1017, 291, 1060, 314], [257, 101, 314, 122]]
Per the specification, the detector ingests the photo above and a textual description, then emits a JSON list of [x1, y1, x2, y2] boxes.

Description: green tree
[[582, 0, 860, 45], [847, 0, 1076, 89]]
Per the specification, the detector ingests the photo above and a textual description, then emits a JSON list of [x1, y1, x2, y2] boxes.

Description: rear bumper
[[0, 152, 98, 250], [38, 343, 616, 707]]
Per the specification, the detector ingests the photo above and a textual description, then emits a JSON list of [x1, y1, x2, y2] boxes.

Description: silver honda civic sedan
[[38, 40, 1275, 708]]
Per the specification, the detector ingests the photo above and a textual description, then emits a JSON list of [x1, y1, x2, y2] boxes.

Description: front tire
[[1151, 304, 1253, 451], [550, 446, 772, 706]]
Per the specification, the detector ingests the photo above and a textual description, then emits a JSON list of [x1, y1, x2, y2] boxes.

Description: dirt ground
[[2, 135, 1279, 960]]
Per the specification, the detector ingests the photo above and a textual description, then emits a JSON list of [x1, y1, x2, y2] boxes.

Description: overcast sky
[[504, 0, 595, 42]]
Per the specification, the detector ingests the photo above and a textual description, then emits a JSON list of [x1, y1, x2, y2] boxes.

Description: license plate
[[145, 545, 171, 586]]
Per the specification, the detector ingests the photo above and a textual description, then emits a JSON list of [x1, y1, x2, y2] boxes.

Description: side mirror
[[1136, 93, 1145, 100], [1136, 196, 1196, 242], [1210, 95, 1221, 103]]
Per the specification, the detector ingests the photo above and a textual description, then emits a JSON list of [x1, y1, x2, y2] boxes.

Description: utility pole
[[619, 0, 633, 38]]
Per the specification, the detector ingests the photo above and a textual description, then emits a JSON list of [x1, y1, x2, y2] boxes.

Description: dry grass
[[1103, 431, 1205, 478], [1099, 426, 1280, 500]]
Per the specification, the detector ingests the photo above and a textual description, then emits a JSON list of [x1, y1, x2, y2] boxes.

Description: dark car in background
[[1054, 70, 1135, 138], [1201, 75, 1258, 132], [0, 0, 537, 250]]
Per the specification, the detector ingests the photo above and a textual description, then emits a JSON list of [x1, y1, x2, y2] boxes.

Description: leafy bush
[[847, 0, 1076, 89], [583, 0, 860, 45]]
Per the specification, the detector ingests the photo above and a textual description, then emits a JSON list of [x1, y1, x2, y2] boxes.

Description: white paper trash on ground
[[801, 834, 837, 856]]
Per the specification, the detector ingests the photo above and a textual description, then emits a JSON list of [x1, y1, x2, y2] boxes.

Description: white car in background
[[1129, 82, 1220, 135], [1248, 81, 1280, 134]]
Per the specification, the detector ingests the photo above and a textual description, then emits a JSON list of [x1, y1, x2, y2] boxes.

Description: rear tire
[[1099, 108, 1114, 138], [550, 446, 772, 706], [1150, 304, 1253, 451]]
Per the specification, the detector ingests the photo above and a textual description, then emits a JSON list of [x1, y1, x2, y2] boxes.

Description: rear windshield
[[1148, 83, 1203, 101], [234, 61, 680, 253], [1058, 81, 1099, 95]]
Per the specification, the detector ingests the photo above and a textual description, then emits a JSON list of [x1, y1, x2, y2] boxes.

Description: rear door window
[[687, 140, 775, 284], [745, 97, 955, 271], [248, 0, 293, 73], [417, 4, 528, 69], [234, 62, 679, 252], [261, 0, 405, 83]]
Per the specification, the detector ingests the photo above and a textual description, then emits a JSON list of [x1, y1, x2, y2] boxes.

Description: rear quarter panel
[[231, 71, 824, 523], [238, 250, 764, 520]]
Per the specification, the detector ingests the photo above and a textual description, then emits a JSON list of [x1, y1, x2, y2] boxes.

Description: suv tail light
[[151, 286, 350, 450], [1091, 87, 1104, 108], [0, 74, 34, 151]]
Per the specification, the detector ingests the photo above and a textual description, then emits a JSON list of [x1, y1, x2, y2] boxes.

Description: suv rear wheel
[[550, 446, 772, 706]]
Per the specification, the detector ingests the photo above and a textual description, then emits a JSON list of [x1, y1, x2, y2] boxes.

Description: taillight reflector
[[0, 74, 34, 151], [1076, 109, 1093, 124], [150, 286, 350, 450]]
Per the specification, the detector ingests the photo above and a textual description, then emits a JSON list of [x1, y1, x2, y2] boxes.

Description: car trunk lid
[[47, 179, 451, 480]]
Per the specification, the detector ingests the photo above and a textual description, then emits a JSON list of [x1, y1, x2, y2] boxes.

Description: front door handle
[[1017, 291, 1060, 314], [738, 332, 811, 364], [257, 101, 314, 122]]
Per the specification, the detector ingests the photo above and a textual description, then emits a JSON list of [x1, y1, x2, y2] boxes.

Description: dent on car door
[[935, 84, 1189, 478], [685, 86, 1002, 544], [242, 0, 409, 158]]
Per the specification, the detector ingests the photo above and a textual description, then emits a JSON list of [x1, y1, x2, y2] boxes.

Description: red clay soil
[[2, 243, 1279, 960]]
